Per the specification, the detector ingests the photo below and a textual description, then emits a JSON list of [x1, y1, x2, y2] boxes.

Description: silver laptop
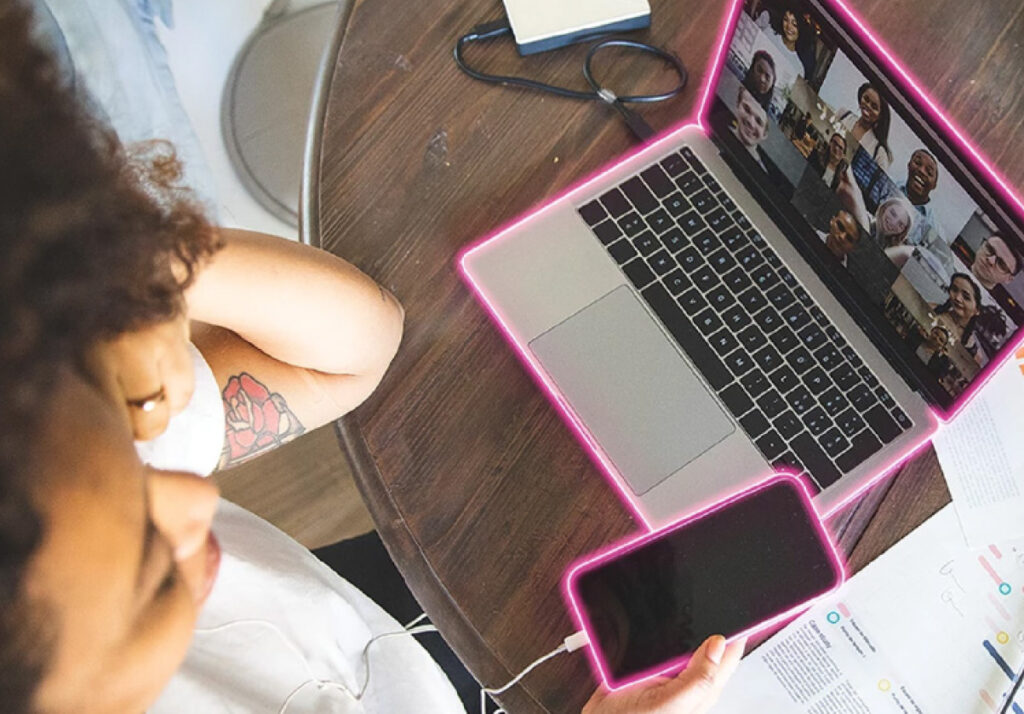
[[459, 0, 1024, 526]]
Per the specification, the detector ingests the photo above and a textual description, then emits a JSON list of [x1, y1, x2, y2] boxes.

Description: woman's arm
[[186, 229, 404, 468]]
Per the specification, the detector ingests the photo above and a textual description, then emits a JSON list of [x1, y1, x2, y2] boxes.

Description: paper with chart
[[715, 505, 1024, 713], [933, 347, 1024, 547]]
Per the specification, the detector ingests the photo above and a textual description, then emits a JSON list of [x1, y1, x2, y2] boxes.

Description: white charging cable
[[480, 631, 590, 714]]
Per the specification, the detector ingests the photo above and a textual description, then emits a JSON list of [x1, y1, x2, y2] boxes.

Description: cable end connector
[[564, 630, 590, 653], [467, 18, 512, 42]]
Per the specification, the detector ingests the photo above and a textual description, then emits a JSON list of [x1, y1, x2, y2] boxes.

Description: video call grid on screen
[[708, 0, 1024, 410]]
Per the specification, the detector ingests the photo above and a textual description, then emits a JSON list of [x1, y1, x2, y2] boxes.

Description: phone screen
[[566, 477, 843, 689]]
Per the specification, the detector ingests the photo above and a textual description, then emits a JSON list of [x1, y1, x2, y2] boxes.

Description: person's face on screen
[[826, 211, 859, 258], [828, 134, 846, 165], [28, 373, 221, 714], [878, 201, 912, 242], [972, 235, 1018, 289], [751, 57, 775, 95], [947, 276, 980, 325], [906, 150, 939, 204], [858, 88, 882, 127], [928, 325, 951, 352], [736, 88, 769, 148], [782, 11, 799, 44]]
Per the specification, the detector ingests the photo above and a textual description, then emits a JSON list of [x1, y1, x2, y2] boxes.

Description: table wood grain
[[313, 1, 1024, 710]]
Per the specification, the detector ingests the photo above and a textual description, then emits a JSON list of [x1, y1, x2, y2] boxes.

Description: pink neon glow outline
[[562, 473, 846, 691], [456, 0, 1024, 526]]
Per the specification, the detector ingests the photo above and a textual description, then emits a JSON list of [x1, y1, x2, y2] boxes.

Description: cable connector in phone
[[564, 630, 590, 652]]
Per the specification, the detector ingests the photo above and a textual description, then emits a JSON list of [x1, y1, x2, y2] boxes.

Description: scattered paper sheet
[[716, 505, 1024, 714], [933, 349, 1024, 547]]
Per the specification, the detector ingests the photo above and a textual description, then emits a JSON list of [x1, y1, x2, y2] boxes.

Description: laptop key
[[707, 285, 735, 312], [681, 146, 707, 174], [660, 228, 686, 253], [735, 244, 762, 269], [775, 410, 803, 440], [599, 188, 632, 217], [694, 309, 724, 335], [802, 407, 829, 436], [723, 349, 755, 376], [752, 345, 783, 373], [622, 259, 655, 288], [621, 176, 658, 214], [802, 367, 830, 395], [751, 264, 780, 290], [646, 209, 673, 234], [778, 267, 797, 288], [892, 407, 912, 429], [772, 326, 800, 354], [579, 201, 607, 225], [664, 269, 691, 295], [607, 239, 637, 264], [836, 430, 883, 473], [724, 268, 753, 294], [721, 305, 751, 331], [678, 211, 705, 235], [737, 287, 767, 314], [756, 389, 786, 419], [737, 325, 766, 352], [661, 153, 688, 177], [753, 307, 783, 334], [766, 284, 796, 311], [647, 250, 674, 275], [708, 249, 738, 275], [790, 433, 842, 488], [641, 165, 676, 197], [755, 430, 787, 460], [740, 410, 770, 438], [594, 219, 624, 245], [786, 386, 815, 415], [691, 190, 715, 214], [786, 346, 814, 374], [676, 170, 702, 194], [814, 344, 841, 372], [633, 231, 660, 256], [810, 306, 828, 327], [819, 428, 850, 458], [721, 227, 747, 251], [831, 364, 859, 391], [692, 266, 720, 292], [799, 325, 828, 351], [693, 230, 721, 255], [641, 283, 732, 390], [706, 208, 733, 233], [679, 289, 709, 315], [865, 404, 902, 443], [836, 409, 867, 437], [741, 370, 771, 398], [678, 247, 702, 273], [709, 329, 739, 355], [665, 194, 691, 217], [820, 388, 849, 417], [770, 365, 799, 394], [781, 304, 811, 331], [720, 383, 753, 416], [619, 212, 645, 237], [793, 286, 812, 306], [848, 384, 876, 412]]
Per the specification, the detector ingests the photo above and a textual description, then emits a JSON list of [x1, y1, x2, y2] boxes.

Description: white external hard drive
[[501, 0, 651, 55]]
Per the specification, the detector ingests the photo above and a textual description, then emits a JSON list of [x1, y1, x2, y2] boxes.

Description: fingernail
[[707, 635, 726, 665]]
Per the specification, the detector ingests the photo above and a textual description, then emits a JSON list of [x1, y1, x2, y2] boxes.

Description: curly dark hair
[[0, 3, 221, 711]]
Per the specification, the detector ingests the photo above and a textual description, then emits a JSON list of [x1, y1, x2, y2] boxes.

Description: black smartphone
[[564, 475, 844, 690]]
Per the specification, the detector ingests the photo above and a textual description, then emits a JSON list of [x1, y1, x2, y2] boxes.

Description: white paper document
[[933, 350, 1024, 547], [716, 506, 1024, 714]]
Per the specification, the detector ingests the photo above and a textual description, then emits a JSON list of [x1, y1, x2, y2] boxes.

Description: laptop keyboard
[[576, 146, 912, 494]]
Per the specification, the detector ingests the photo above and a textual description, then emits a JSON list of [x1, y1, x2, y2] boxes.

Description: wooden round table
[[308, 1, 1024, 710]]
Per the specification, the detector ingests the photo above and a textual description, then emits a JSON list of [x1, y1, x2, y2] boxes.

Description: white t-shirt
[[140, 345, 465, 713]]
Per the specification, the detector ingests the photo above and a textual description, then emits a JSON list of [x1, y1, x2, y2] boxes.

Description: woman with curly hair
[[0, 4, 746, 714]]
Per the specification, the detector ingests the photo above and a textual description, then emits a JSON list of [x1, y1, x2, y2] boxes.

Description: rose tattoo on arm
[[218, 372, 305, 468]]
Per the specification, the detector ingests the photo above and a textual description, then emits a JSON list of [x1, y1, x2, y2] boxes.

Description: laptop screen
[[706, 0, 1024, 410]]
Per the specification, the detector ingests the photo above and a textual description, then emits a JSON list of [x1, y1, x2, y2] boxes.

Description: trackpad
[[530, 286, 734, 496]]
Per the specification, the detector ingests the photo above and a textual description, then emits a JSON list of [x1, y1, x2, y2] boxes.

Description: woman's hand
[[84, 315, 195, 441], [582, 636, 746, 714]]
